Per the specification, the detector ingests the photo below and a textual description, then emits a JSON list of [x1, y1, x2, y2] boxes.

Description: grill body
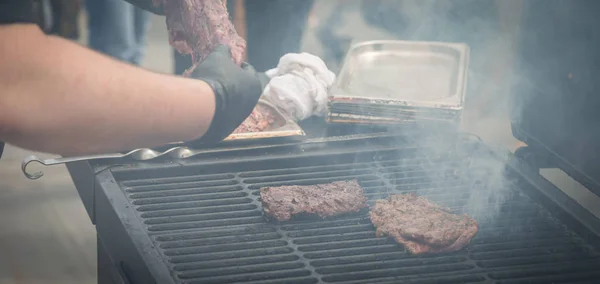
[[69, 132, 600, 284], [511, 0, 600, 195]]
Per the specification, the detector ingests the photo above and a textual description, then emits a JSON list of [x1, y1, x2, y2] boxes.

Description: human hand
[[190, 45, 264, 145]]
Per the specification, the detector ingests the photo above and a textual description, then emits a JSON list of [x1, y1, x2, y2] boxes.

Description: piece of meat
[[260, 180, 369, 222], [153, 0, 246, 76], [369, 193, 478, 254], [232, 106, 277, 134]]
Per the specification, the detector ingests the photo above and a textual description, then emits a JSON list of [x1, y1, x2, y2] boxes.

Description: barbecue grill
[[56, 2, 600, 283], [66, 122, 600, 284]]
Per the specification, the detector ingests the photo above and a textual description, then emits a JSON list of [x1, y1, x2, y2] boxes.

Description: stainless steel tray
[[328, 103, 461, 120], [327, 113, 461, 125], [329, 40, 469, 110]]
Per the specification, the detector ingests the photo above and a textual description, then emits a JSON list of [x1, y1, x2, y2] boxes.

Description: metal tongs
[[21, 132, 482, 180], [21, 147, 196, 180], [20, 132, 408, 180]]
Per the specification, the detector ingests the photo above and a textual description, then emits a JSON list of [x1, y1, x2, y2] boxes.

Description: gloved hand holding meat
[[233, 52, 336, 133], [263, 53, 336, 121], [188, 45, 263, 145], [149, 0, 334, 135], [147, 0, 273, 138]]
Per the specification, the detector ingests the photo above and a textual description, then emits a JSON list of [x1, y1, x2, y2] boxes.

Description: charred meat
[[369, 193, 478, 254], [153, 0, 246, 76], [232, 106, 277, 134], [260, 180, 368, 221]]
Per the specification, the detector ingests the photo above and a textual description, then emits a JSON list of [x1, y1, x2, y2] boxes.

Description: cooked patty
[[369, 193, 478, 254], [260, 180, 368, 221]]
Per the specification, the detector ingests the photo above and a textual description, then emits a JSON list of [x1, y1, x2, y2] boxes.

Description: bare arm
[[0, 24, 215, 156]]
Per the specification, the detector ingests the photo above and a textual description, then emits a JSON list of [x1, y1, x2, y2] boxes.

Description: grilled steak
[[232, 106, 277, 134], [153, 0, 246, 76], [260, 180, 368, 221], [369, 194, 478, 254]]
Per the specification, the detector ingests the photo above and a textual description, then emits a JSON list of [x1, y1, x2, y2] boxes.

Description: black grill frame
[[68, 133, 600, 284]]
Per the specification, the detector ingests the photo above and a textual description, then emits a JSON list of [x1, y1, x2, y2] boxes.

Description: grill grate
[[114, 147, 600, 284]]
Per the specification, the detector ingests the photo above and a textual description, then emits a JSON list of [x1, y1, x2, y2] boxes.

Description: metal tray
[[329, 40, 469, 110], [327, 112, 461, 125], [329, 103, 461, 120]]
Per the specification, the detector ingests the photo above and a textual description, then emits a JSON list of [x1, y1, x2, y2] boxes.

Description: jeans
[[244, 0, 315, 72], [85, 0, 150, 65]]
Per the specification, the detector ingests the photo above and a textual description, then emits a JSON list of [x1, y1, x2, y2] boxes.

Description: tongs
[[21, 132, 483, 180], [20, 132, 411, 180], [21, 147, 196, 180]]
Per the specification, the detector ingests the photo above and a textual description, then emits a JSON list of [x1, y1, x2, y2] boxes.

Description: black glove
[[189, 45, 264, 146]]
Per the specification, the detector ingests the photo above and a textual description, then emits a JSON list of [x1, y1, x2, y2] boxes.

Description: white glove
[[263, 53, 336, 121]]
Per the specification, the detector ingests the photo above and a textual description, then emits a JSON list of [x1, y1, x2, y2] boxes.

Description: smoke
[[379, 0, 521, 221], [311, 0, 531, 221]]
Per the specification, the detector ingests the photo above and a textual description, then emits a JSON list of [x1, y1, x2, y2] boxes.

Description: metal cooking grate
[[117, 149, 600, 284]]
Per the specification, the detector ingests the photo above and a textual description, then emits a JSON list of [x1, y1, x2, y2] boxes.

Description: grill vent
[[117, 150, 600, 284]]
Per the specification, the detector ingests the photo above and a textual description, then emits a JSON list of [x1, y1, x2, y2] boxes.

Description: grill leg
[[98, 235, 126, 284]]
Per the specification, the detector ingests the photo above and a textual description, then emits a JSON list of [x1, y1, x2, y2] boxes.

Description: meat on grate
[[153, 0, 246, 76], [260, 180, 369, 222], [369, 193, 479, 254]]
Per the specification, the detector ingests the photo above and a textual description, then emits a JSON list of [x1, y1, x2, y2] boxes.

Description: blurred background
[[1, 0, 598, 283]]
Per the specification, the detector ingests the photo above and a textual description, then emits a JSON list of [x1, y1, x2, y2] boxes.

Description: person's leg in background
[[173, 49, 192, 76], [131, 5, 151, 65], [49, 0, 82, 40], [244, 0, 315, 72], [85, 0, 150, 65]]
